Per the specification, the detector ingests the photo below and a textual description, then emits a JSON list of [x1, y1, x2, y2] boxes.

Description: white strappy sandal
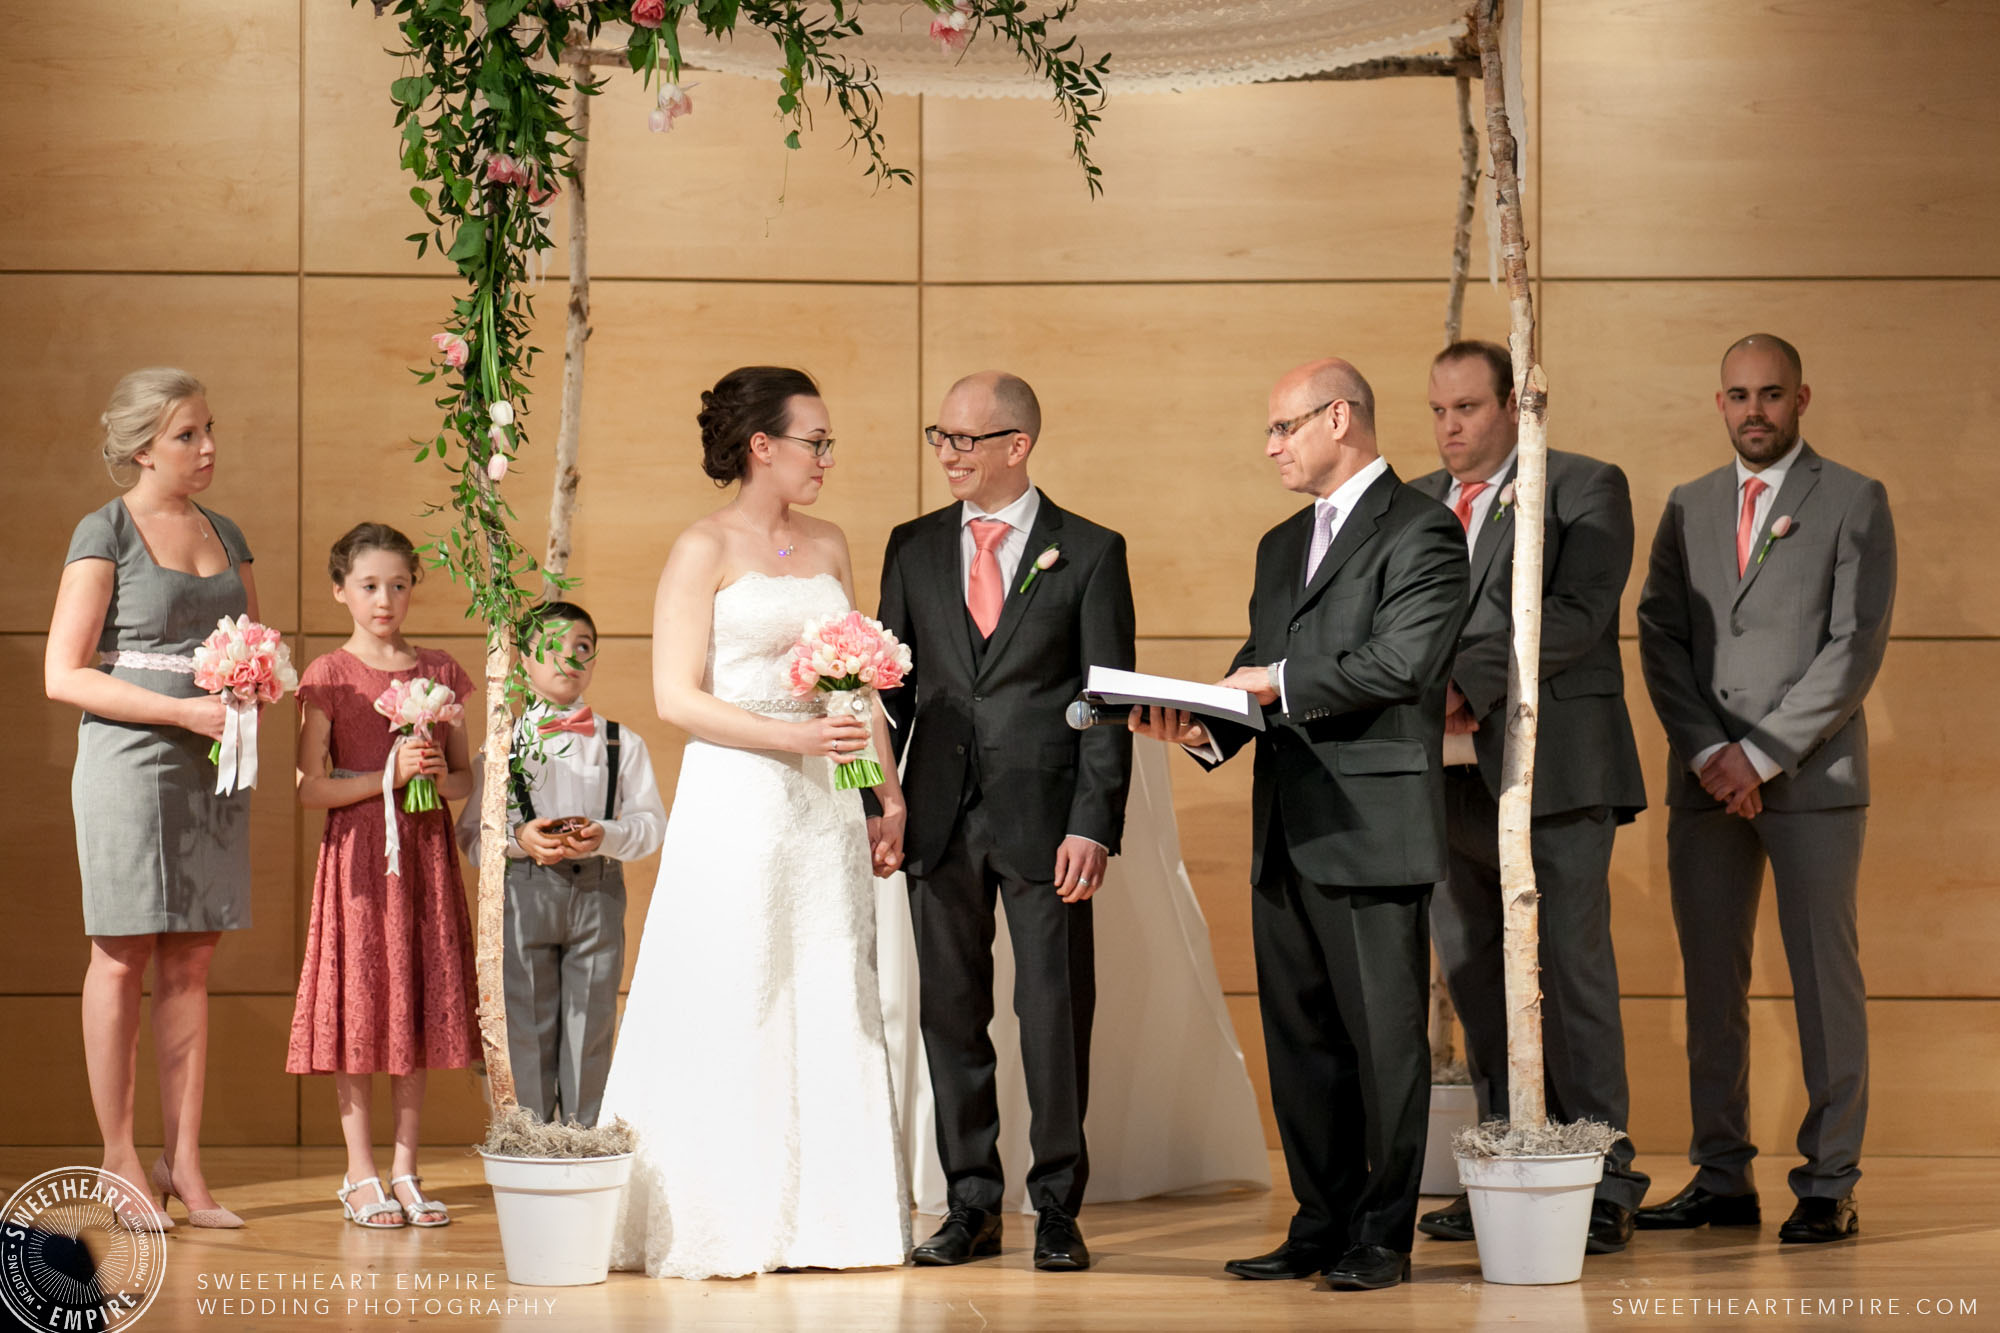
[[390, 1174, 451, 1227], [337, 1175, 405, 1229]]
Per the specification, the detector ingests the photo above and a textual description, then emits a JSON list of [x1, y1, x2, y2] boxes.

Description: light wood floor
[[2, 1149, 1993, 1331]]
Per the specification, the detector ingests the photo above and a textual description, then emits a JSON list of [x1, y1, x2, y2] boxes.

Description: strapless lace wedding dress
[[600, 572, 911, 1279]]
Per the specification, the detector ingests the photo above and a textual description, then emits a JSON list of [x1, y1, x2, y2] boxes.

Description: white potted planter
[[480, 1150, 634, 1286], [1422, 1080, 1478, 1195], [479, 1105, 636, 1287], [1453, 1121, 1619, 1286]]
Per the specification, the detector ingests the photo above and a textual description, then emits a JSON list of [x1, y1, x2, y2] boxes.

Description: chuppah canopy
[[671, 0, 1483, 95]]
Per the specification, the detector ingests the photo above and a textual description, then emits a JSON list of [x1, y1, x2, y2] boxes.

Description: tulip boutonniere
[[1490, 481, 1517, 523], [1756, 515, 1796, 565], [1019, 542, 1061, 594]]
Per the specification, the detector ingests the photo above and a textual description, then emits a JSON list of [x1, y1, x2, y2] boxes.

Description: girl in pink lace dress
[[287, 523, 479, 1230]]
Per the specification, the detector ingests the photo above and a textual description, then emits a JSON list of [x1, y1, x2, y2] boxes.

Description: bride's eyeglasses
[[775, 434, 836, 459]]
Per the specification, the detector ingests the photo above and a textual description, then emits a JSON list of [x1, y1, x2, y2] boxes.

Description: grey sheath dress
[[66, 498, 255, 936]]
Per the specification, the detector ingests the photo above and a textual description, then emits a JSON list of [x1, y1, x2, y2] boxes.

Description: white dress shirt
[[457, 700, 668, 864], [1689, 437, 1806, 785], [960, 484, 1042, 598], [1446, 447, 1519, 554]]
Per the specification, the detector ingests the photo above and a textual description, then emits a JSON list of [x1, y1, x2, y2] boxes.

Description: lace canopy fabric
[[675, 0, 1479, 97]]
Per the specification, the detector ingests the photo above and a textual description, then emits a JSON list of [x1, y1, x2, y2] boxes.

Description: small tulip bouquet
[[191, 616, 298, 795], [373, 677, 465, 813], [787, 612, 912, 791]]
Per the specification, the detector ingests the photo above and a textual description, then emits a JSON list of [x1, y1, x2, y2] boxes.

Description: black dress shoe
[[1633, 1180, 1762, 1230], [1585, 1199, 1634, 1254], [1778, 1194, 1858, 1244], [1323, 1243, 1410, 1291], [912, 1206, 1002, 1266], [1417, 1194, 1474, 1242], [1222, 1238, 1338, 1281], [1033, 1208, 1090, 1271]]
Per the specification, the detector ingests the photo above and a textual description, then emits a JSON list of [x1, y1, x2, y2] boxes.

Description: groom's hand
[[867, 806, 906, 878], [1053, 836, 1107, 904]]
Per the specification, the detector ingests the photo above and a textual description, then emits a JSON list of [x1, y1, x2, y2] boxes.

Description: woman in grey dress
[[44, 369, 256, 1231]]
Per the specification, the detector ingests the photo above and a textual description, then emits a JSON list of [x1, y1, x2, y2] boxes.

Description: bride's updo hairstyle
[[698, 365, 820, 486]]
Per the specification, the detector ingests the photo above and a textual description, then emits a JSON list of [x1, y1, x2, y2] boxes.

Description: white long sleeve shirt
[[457, 702, 668, 865]]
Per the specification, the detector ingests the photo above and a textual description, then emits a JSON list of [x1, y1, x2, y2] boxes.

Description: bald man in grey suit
[[1635, 334, 1896, 1245]]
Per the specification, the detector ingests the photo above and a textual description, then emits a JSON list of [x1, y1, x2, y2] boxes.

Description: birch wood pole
[[1477, 0, 1548, 1130], [474, 477, 518, 1110], [1445, 71, 1479, 345], [546, 63, 593, 579]]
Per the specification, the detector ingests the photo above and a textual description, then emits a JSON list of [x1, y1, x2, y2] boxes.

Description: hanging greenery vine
[[359, 0, 1107, 1111]]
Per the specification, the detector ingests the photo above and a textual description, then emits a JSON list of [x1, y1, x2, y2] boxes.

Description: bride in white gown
[[601, 367, 912, 1279]]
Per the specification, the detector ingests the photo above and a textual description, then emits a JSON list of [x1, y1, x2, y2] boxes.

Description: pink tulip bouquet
[[191, 615, 298, 795], [787, 612, 912, 791], [373, 677, 465, 813]]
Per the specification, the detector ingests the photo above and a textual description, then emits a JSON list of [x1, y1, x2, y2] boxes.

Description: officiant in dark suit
[[1135, 357, 1467, 1291], [872, 371, 1136, 1272]]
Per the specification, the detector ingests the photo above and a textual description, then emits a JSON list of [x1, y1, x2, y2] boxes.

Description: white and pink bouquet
[[191, 615, 297, 795], [372, 677, 464, 815], [787, 612, 912, 791]]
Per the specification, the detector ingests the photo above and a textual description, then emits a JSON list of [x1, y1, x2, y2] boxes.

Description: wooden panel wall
[[3, 1, 1992, 1159]]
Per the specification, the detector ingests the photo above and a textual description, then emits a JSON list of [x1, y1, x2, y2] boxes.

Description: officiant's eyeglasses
[[925, 426, 1020, 453], [1266, 399, 1343, 441], [776, 433, 836, 459]]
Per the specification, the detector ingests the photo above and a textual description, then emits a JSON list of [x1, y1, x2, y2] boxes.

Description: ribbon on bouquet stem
[[381, 735, 406, 877], [213, 696, 260, 796]]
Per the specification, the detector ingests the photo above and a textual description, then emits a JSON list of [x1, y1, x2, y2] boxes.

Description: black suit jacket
[[1412, 449, 1647, 820], [876, 491, 1137, 880], [1205, 466, 1469, 889]]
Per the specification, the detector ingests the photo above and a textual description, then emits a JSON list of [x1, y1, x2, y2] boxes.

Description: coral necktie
[[1737, 476, 1768, 577], [967, 518, 1010, 637], [1453, 481, 1490, 533]]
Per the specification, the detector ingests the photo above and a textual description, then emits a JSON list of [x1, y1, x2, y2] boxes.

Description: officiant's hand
[[1444, 682, 1480, 735], [866, 802, 905, 878], [1128, 704, 1210, 750], [1219, 666, 1279, 705], [1054, 836, 1107, 903]]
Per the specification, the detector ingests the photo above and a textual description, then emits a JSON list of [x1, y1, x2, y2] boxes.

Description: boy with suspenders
[[457, 601, 667, 1125]]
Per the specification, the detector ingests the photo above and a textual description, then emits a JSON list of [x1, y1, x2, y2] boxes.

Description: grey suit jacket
[[1413, 449, 1647, 820], [1636, 442, 1896, 812], [1203, 466, 1470, 888]]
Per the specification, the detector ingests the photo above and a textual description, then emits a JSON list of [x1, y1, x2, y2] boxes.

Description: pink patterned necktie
[[967, 518, 1010, 637], [1304, 501, 1338, 586], [1736, 476, 1768, 576], [1453, 481, 1489, 532]]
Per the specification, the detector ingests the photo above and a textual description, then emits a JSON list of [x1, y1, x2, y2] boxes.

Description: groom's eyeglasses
[[925, 426, 1020, 453], [776, 434, 836, 459]]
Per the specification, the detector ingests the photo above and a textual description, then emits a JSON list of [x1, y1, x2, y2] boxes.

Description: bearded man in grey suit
[[1408, 341, 1649, 1256], [1635, 334, 1896, 1245]]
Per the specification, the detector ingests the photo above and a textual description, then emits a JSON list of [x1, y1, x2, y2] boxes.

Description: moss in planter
[[1451, 1118, 1624, 1159], [480, 1103, 636, 1159]]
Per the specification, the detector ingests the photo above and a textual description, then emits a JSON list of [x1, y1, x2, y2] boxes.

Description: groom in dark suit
[[1136, 357, 1467, 1291], [873, 371, 1136, 1272]]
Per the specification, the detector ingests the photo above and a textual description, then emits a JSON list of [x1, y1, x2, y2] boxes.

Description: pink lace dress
[[286, 647, 481, 1075]]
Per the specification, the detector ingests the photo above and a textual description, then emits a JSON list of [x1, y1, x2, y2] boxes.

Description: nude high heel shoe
[[151, 1157, 245, 1229]]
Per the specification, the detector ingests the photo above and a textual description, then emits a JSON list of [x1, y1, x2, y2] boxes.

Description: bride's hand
[[795, 713, 871, 762]]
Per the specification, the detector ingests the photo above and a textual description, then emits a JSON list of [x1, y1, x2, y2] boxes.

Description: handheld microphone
[[1065, 697, 1133, 730]]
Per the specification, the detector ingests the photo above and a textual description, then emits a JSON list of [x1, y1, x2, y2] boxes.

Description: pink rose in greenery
[[430, 331, 469, 368], [931, 2, 974, 52], [650, 83, 693, 133], [631, 0, 667, 28], [487, 450, 509, 482], [484, 153, 521, 185]]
